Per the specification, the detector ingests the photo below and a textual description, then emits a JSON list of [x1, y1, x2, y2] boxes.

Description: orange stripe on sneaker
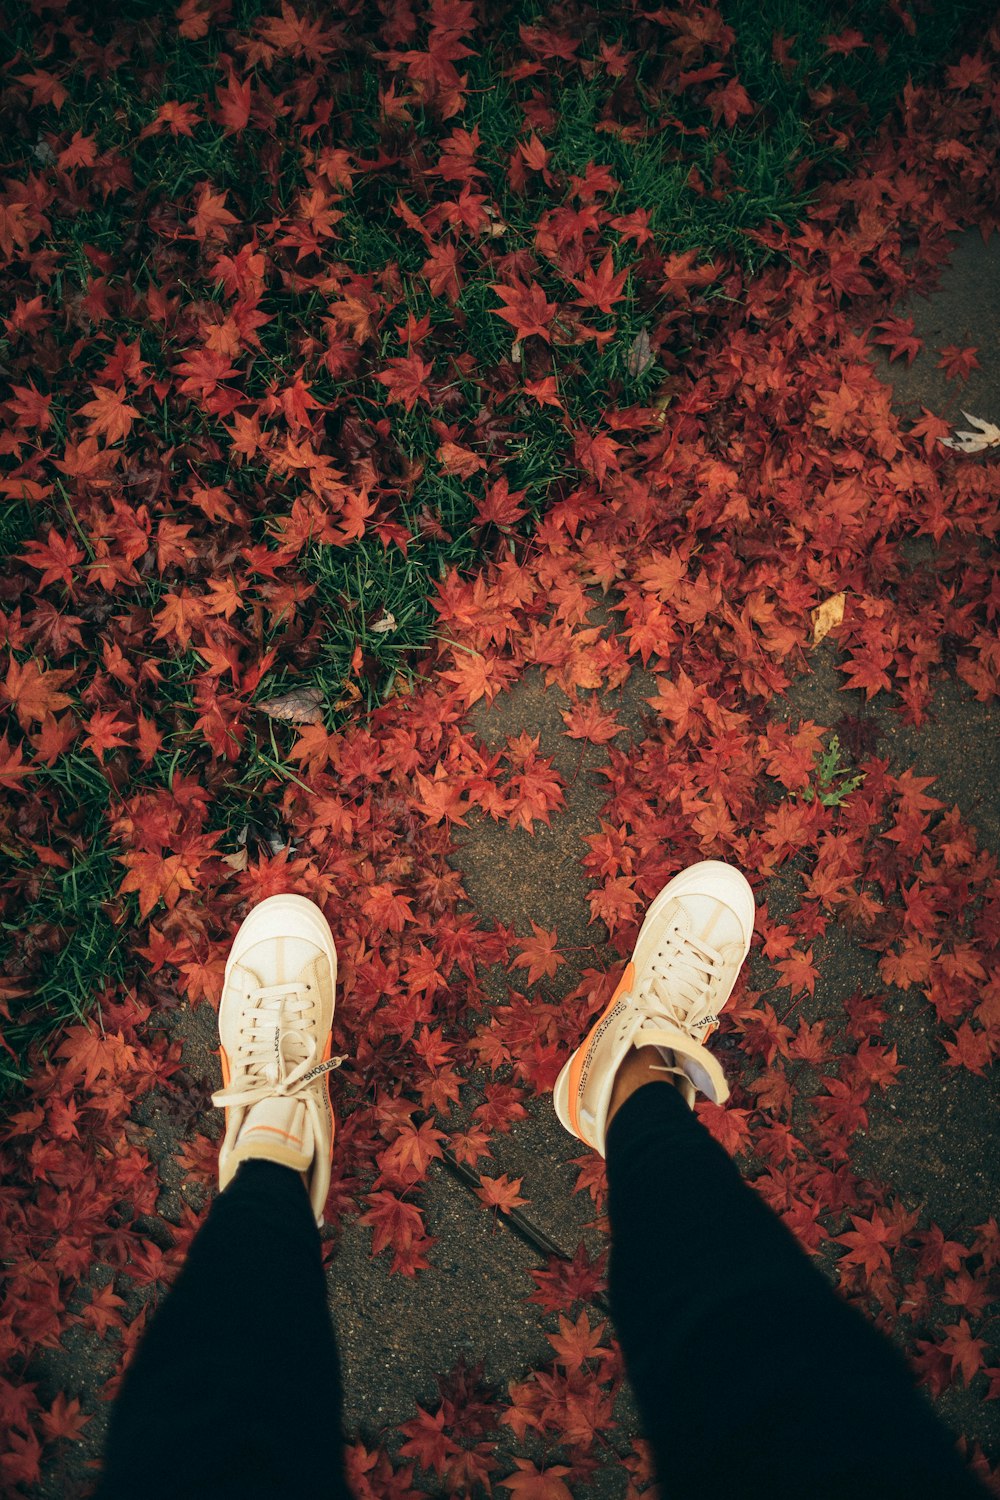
[[219, 1045, 232, 1130], [567, 962, 634, 1139], [243, 1124, 304, 1147]]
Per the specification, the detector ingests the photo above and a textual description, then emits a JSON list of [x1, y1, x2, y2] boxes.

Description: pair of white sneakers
[[213, 862, 755, 1223]]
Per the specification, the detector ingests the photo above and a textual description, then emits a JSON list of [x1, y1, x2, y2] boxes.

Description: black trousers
[[97, 1084, 986, 1499]]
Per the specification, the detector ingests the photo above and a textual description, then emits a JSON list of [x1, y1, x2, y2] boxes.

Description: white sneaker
[[553, 861, 754, 1156], [212, 894, 345, 1225]]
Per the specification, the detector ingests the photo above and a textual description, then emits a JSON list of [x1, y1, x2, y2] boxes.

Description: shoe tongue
[[264, 1023, 309, 1085], [242, 1095, 313, 1162]]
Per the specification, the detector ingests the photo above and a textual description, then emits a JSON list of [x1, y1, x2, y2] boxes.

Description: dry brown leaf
[[255, 686, 325, 724], [627, 328, 654, 378], [332, 681, 362, 712], [811, 592, 846, 645]]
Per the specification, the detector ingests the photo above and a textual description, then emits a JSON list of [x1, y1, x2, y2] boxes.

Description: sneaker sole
[[553, 861, 755, 1145]]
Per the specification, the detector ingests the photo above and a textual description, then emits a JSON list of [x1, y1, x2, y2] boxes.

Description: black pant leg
[[97, 1161, 350, 1500], [605, 1083, 986, 1500]]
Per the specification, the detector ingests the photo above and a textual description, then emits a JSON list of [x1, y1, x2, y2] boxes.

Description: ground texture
[[1, 4, 1000, 1498]]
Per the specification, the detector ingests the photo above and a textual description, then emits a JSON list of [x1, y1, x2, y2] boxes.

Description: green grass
[[0, 757, 125, 1093], [0, 500, 37, 558], [304, 537, 446, 709]]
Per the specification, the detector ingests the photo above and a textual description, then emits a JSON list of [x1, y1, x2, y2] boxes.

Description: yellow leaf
[[810, 592, 845, 646]]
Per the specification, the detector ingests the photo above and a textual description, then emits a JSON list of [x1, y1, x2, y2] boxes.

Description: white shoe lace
[[634, 925, 726, 1035], [212, 983, 346, 1137]]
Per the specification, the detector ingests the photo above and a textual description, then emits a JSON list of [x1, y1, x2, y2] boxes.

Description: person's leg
[[605, 1051, 986, 1500], [100, 893, 351, 1499], [553, 861, 987, 1499], [98, 1159, 349, 1500]]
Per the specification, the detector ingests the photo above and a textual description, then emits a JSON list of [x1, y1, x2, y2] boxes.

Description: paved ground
[[355, 227, 998, 1476], [33, 229, 1000, 1497]]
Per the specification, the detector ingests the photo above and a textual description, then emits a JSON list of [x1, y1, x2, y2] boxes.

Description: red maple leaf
[[775, 946, 818, 997], [188, 184, 239, 242], [475, 475, 528, 530], [39, 1393, 91, 1444], [79, 1282, 126, 1337], [362, 883, 415, 932], [77, 385, 140, 444], [216, 71, 251, 134], [546, 1309, 607, 1371], [375, 1120, 446, 1189], [946, 52, 991, 89], [836, 1211, 894, 1279], [398, 1405, 459, 1476], [139, 99, 203, 139], [475, 1172, 528, 1214], [570, 250, 629, 313], [171, 347, 242, 400], [375, 353, 435, 410], [19, 528, 85, 589], [940, 1319, 989, 1385], [528, 1243, 607, 1313], [941, 1022, 993, 1077], [499, 1459, 574, 1500], [358, 1191, 431, 1272], [491, 279, 559, 341], [13, 68, 68, 111], [706, 76, 755, 127], [511, 922, 565, 986], [522, 375, 564, 408], [117, 850, 202, 918], [81, 709, 132, 762], [812, 381, 860, 438], [936, 344, 980, 381], [58, 129, 98, 169], [561, 696, 623, 744], [872, 316, 922, 365], [1, 656, 74, 727]]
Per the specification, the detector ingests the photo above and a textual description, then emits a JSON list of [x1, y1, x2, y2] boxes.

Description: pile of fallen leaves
[[1, 1, 999, 1495]]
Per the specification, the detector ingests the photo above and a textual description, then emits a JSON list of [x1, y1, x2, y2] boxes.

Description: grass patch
[[303, 537, 444, 710], [0, 758, 126, 1094]]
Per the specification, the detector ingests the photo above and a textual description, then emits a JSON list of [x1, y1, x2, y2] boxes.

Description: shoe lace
[[211, 983, 346, 1124], [635, 925, 726, 1032]]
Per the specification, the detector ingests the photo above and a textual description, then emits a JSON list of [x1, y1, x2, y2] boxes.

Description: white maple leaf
[[939, 412, 1000, 454]]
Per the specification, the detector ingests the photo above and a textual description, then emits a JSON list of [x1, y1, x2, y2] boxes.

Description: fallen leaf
[[499, 1460, 575, 1499], [936, 345, 980, 381], [332, 681, 362, 712], [939, 412, 1000, 453], [256, 686, 325, 724], [626, 327, 654, 377], [810, 591, 846, 645]]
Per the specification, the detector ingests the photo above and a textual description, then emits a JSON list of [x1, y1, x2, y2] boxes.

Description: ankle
[[606, 1044, 680, 1130]]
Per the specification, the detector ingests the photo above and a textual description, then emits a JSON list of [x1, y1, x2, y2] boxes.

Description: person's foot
[[212, 894, 345, 1225], [553, 860, 755, 1156]]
